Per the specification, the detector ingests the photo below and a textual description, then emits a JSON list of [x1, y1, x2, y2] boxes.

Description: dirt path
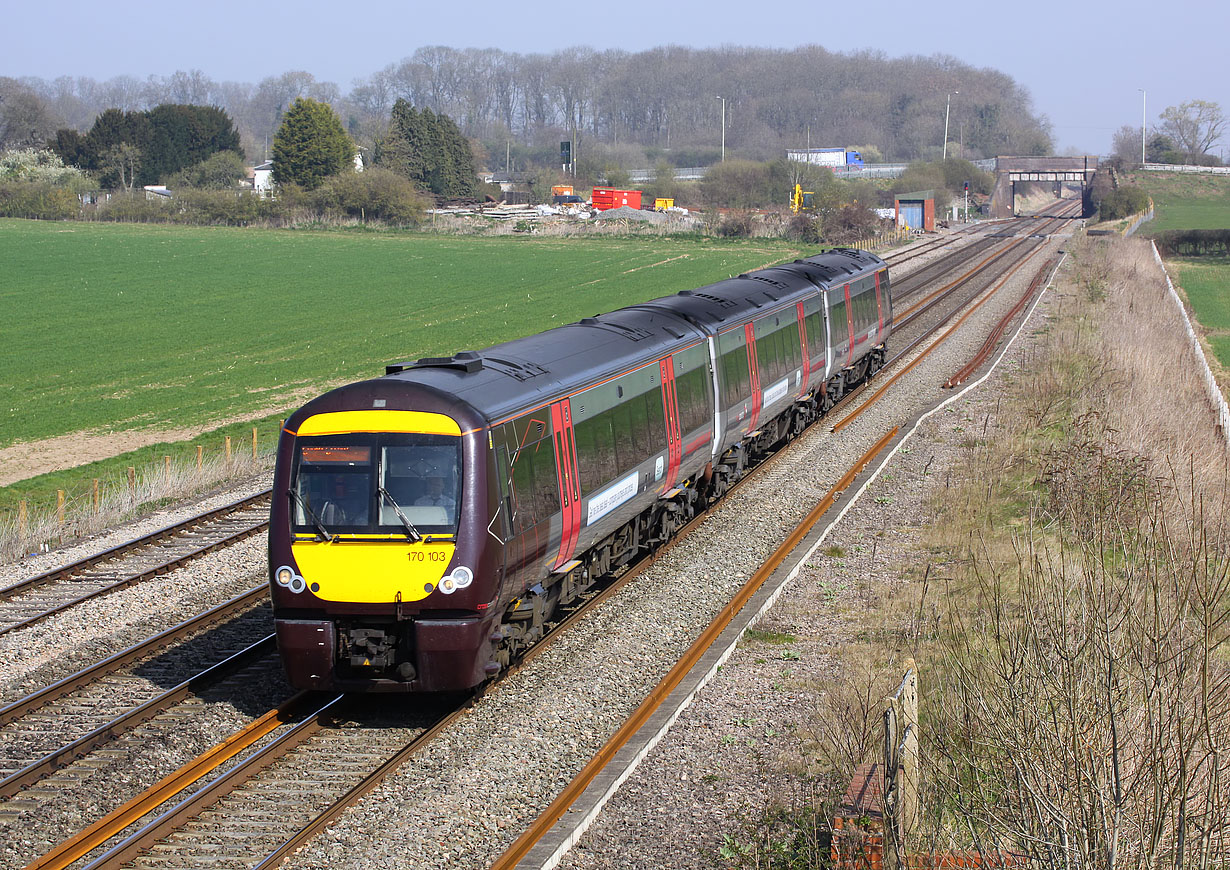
[[0, 425, 236, 487]]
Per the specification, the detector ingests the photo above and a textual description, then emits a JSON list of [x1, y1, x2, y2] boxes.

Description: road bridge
[[989, 156, 1098, 218]]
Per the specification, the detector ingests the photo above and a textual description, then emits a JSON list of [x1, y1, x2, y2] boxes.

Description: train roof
[[380, 302, 707, 423], [631, 248, 886, 331], [308, 248, 888, 429]]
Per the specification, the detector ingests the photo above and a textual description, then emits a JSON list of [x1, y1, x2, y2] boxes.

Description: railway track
[[0, 491, 272, 636], [4, 214, 1077, 869]]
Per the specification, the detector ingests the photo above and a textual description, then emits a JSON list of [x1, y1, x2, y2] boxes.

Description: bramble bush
[[1097, 186, 1151, 220]]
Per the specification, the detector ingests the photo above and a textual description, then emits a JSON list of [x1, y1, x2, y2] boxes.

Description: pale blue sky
[[7, 0, 1226, 157]]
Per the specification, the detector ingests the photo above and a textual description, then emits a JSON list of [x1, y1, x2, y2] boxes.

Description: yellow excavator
[[791, 183, 815, 214]]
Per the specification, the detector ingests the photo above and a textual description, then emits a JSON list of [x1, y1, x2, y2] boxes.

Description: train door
[[550, 400, 582, 570], [706, 336, 723, 458], [658, 357, 682, 491], [744, 322, 762, 431], [504, 412, 559, 594], [795, 302, 809, 399]]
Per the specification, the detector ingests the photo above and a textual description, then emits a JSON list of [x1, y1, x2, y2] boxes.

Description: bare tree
[[1158, 100, 1228, 160]]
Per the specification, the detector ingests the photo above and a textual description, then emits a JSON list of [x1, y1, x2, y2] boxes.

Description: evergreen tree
[[51, 104, 242, 187], [379, 99, 476, 199], [271, 97, 354, 190], [142, 105, 242, 184]]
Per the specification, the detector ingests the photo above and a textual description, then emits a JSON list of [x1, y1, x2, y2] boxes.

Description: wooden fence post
[[93, 479, 100, 512], [127, 466, 136, 493], [197, 445, 203, 470], [164, 455, 171, 478], [57, 490, 65, 527], [225, 436, 232, 465], [252, 426, 258, 460], [883, 660, 919, 870], [18, 501, 27, 537]]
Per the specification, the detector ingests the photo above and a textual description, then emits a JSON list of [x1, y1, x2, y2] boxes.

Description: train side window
[[805, 311, 823, 361], [628, 391, 651, 458], [645, 388, 666, 445], [510, 440, 537, 529], [783, 319, 801, 371], [509, 433, 560, 527], [574, 409, 617, 496], [494, 446, 514, 537], [530, 439, 560, 520], [721, 343, 750, 407], [675, 363, 713, 436], [830, 296, 849, 350], [610, 400, 635, 468]]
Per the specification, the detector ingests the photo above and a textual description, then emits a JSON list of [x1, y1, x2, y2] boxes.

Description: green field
[[1, 220, 810, 512], [1128, 173, 1230, 373], [1, 220, 808, 447], [1130, 171, 1230, 232], [1172, 256, 1230, 347]]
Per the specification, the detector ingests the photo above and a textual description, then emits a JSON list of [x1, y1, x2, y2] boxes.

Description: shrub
[[311, 167, 429, 225], [175, 188, 271, 226], [0, 180, 80, 219], [1097, 187, 1150, 221], [167, 151, 247, 190], [716, 210, 755, 237], [89, 191, 171, 223]]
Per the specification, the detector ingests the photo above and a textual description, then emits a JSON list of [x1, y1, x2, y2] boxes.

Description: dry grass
[[0, 451, 271, 563]]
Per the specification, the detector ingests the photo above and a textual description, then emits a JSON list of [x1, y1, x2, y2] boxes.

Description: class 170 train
[[269, 249, 891, 692]]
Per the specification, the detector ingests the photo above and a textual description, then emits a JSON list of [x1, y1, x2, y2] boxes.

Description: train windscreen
[[292, 434, 461, 537]]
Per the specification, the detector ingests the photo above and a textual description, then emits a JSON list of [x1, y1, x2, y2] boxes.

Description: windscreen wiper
[[289, 490, 333, 542], [378, 487, 423, 542]]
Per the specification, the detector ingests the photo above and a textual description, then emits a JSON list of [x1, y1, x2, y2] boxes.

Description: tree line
[[1, 44, 1054, 172], [1110, 99, 1227, 166]]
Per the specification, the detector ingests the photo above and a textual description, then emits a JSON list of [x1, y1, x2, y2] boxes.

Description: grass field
[[1126, 173, 1230, 372], [1129, 171, 1230, 232], [1, 220, 806, 448], [0, 220, 808, 515]]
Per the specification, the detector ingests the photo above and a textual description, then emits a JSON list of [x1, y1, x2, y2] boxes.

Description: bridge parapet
[[990, 156, 1098, 218]]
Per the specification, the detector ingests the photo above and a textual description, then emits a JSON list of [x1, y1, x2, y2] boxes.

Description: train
[[268, 249, 891, 693]]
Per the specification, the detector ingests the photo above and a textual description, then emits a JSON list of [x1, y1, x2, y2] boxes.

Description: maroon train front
[[268, 249, 891, 692]]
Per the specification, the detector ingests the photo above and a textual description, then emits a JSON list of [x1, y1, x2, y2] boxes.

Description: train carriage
[[269, 249, 890, 693]]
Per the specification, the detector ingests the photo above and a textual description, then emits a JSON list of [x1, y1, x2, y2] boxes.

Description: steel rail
[[0, 636, 277, 799], [0, 490, 271, 601], [831, 242, 1049, 434], [0, 585, 267, 727], [944, 256, 1060, 388], [26, 691, 318, 870], [0, 512, 270, 638], [78, 693, 348, 870]]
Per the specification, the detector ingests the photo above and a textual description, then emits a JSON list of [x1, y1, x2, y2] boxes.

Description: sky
[[6, 0, 1227, 158]]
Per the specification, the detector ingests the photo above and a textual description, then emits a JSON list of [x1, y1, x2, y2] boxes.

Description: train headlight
[[275, 566, 295, 586], [436, 567, 472, 595], [289, 575, 306, 594]]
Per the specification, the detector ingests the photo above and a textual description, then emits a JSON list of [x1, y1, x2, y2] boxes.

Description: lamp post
[[716, 96, 726, 162], [943, 91, 958, 161], [1139, 88, 1147, 165]]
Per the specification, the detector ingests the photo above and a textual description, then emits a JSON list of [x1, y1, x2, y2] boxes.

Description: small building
[[894, 190, 936, 232], [251, 160, 274, 196]]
